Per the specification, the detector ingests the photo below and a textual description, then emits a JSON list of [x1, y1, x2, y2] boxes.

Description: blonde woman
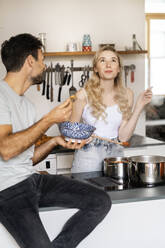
[[70, 45, 152, 173]]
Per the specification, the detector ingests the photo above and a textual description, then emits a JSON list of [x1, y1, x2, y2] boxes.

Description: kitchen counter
[[70, 171, 165, 204], [50, 134, 165, 154], [40, 171, 165, 212]]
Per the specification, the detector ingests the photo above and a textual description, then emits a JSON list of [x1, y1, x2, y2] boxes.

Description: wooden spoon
[[92, 134, 130, 147], [70, 94, 77, 102]]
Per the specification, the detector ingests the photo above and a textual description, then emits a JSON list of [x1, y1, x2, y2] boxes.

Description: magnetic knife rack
[[45, 59, 93, 73]]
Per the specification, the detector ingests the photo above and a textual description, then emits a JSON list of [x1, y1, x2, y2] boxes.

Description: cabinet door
[[34, 155, 57, 174], [124, 145, 165, 157], [124, 148, 147, 157], [146, 145, 165, 156], [56, 153, 74, 174]]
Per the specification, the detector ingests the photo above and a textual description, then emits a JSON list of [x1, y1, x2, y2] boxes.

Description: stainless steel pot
[[129, 155, 165, 185], [103, 157, 129, 184]]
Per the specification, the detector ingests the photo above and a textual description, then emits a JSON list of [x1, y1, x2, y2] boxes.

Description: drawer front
[[56, 154, 74, 169], [35, 155, 56, 174]]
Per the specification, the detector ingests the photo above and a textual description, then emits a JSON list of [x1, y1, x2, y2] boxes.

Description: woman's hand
[[135, 87, 152, 111]]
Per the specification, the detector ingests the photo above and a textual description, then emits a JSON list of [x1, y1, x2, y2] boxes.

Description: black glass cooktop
[[85, 176, 142, 191], [69, 171, 165, 192]]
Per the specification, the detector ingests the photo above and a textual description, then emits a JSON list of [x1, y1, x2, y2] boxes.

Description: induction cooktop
[[86, 176, 165, 191], [69, 172, 165, 192], [85, 176, 141, 191]]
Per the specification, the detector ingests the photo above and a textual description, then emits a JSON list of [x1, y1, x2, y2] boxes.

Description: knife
[[50, 62, 53, 102], [42, 68, 47, 96], [46, 67, 50, 100]]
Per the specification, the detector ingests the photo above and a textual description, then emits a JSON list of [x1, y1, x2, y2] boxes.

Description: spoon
[[92, 134, 130, 147], [69, 60, 77, 96]]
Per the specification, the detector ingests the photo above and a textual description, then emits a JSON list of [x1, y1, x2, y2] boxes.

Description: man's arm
[[32, 136, 87, 165], [0, 99, 72, 161]]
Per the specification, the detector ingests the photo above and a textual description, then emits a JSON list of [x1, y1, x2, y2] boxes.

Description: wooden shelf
[[44, 51, 95, 56], [117, 50, 148, 55], [44, 50, 148, 57]]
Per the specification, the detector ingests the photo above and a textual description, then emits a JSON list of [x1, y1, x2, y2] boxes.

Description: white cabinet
[[124, 145, 165, 157], [34, 154, 57, 174], [35, 152, 74, 175], [56, 152, 74, 174], [1, 199, 165, 248]]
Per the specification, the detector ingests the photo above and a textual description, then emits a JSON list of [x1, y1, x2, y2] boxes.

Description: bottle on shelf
[[38, 33, 46, 52], [132, 34, 137, 50], [132, 34, 143, 51], [82, 34, 92, 52]]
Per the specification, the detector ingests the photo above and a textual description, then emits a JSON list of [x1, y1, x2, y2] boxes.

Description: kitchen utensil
[[130, 64, 136, 83], [46, 67, 50, 100], [55, 63, 61, 85], [59, 121, 96, 140], [103, 157, 129, 184], [86, 65, 90, 80], [50, 62, 53, 102], [57, 65, 66, 102], [92, 134, 130, 147], [124, 65, 129, 87], [69, 60, 77, 96], [129, 155, 165, 186], [79, 68, 87, 87], [42, 68, 47, 96], [67, 68, 71, 85], [70, 95, 77, 102], [65, 67, 71, 85]]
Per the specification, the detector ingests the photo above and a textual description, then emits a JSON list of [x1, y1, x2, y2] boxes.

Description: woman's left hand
[[136, 87, 153, 110]]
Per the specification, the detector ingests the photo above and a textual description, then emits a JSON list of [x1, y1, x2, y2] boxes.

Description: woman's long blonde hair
[[84, 45, 132, 120]]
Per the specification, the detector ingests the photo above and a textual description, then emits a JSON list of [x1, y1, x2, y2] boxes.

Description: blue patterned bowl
[[59, 121, 96, 139]]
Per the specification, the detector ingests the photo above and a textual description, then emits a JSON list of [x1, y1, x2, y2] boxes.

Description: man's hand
[[47, 98, 72, 124], [54, 136, 90, 150]]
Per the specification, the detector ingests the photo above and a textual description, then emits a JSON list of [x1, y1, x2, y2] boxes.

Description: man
[[0, 33, 111, 248]]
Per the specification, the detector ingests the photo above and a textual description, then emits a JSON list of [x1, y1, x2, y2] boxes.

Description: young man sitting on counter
[[0, 33, 111, 248]]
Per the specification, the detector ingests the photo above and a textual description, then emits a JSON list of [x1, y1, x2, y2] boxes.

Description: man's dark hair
[[1, 33, 43, 72]]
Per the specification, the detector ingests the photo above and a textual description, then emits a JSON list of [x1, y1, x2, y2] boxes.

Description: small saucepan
[[103, 157, 129, 184], [129, 155, 165, 186]]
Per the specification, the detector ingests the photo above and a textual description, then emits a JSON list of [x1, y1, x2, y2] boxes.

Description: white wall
[[0, 0, 146, 136]]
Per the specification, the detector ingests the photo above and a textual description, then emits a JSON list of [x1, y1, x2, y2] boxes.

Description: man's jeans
[[0, 173, 111, 248]]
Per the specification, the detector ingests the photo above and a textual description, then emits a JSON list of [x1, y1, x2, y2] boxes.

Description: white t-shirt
[[0, 80, 37, 191]]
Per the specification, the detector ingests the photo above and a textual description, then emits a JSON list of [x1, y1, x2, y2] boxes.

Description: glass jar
[[82, 34, 92, 52]]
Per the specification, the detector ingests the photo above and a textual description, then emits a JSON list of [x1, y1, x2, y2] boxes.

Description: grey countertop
[[68, 171, 165, 204], [50, 134, 165, 154], [40, 171, 165, 212]]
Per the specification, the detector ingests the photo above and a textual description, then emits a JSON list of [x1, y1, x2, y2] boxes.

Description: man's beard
[[31, 72, 44, 85]]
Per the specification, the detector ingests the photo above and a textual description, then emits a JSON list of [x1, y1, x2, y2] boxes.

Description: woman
[[70, 45, 152, 173]]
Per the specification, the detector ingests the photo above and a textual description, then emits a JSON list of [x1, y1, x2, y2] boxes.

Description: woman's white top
[[82, 89, 122, 139]]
